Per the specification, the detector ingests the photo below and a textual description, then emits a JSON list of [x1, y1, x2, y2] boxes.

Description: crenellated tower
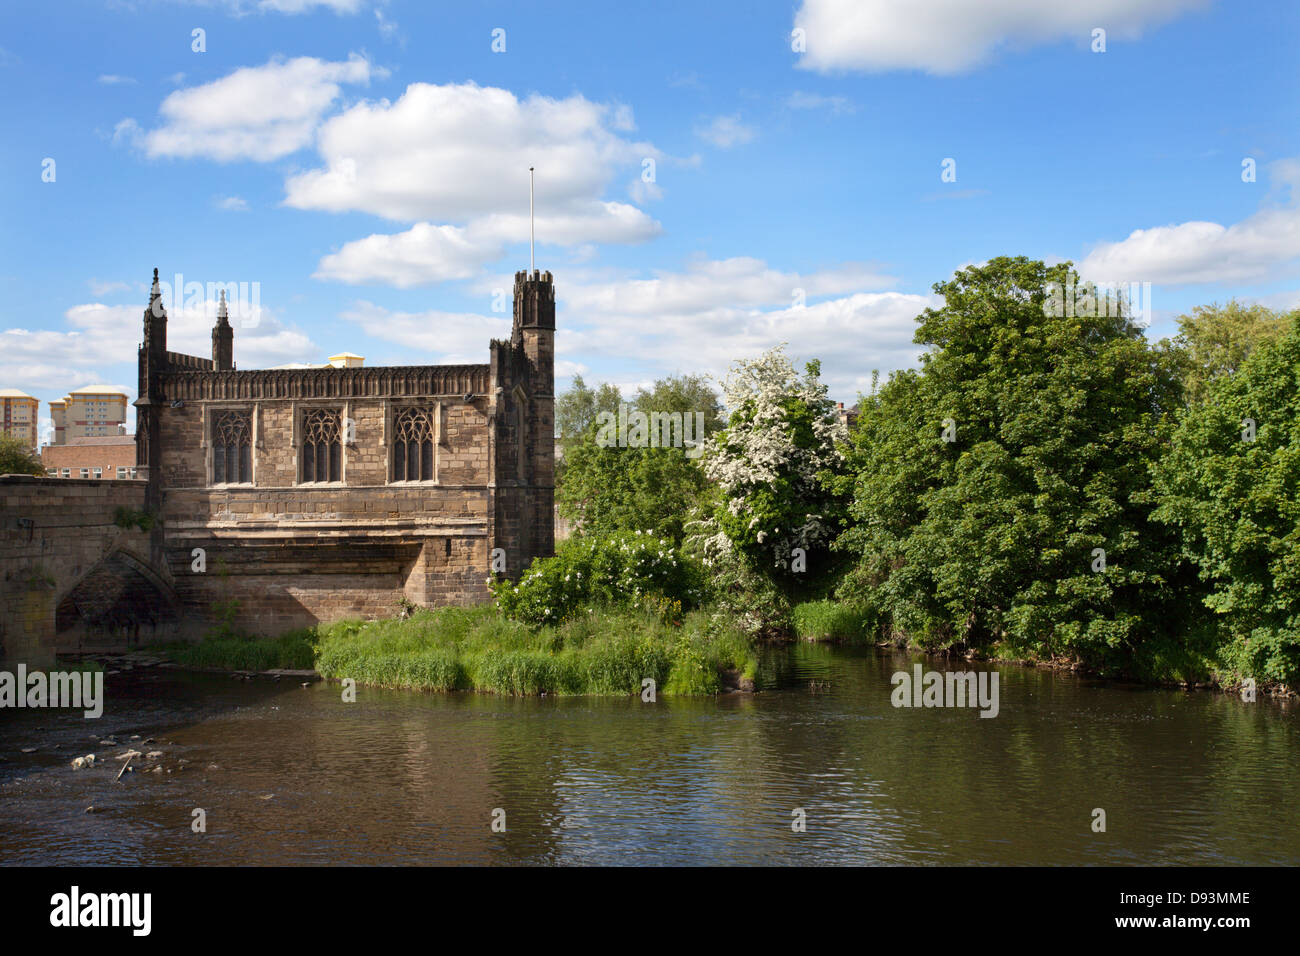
[[489, 269, 556, 576]]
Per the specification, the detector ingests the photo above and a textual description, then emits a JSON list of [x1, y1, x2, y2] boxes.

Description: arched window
[[392, 406, 434, 481], [212, 410, 251, 484], [301, 408, 341, 483]]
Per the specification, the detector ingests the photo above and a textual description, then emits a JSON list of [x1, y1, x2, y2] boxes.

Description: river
[[1, 644, 1296, 865]]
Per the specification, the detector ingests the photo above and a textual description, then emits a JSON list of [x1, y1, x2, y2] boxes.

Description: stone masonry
[[0, 267, 556, 654]]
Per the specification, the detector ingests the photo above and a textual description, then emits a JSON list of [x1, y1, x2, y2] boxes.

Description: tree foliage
[[835, 257, 1185, 672], [0, 433, 44, 476], [555, 374, 622, 454], [690, 346, 848, 594], [1152, 314, 1300, 684], [556, 374, 722, 544], [1168, 300, 1291, 405]]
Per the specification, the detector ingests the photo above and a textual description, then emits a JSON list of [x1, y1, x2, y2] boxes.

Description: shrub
[[490, 531, 706, 626]]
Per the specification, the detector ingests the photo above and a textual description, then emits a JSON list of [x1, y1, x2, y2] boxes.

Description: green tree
[[556, 374, 722, 545], [555, 375, 622, 454], [690, 347, 848, 597], [835, 257, 1185, 672], [1152, 314, 1300, 685], [632, 373, 724, 434], [0, 433, 44, 476], [1169, 300, 1291, 405]]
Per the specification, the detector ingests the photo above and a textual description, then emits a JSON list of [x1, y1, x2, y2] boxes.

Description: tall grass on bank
[[314, 605, 756, 696], [160, 629, 316, 671], [791, 600, 874, 643]]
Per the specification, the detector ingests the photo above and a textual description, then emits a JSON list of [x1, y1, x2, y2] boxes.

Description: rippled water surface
[[2, 645, 1296, 865]]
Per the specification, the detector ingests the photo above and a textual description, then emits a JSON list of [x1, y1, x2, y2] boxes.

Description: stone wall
[[152, 388, 497, 637], [0, 475, 173, 664]]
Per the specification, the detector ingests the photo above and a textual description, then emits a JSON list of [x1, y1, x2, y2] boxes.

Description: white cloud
[[335, 257, 924, 399], [339, 301, 511, 364], [0, 297, 318, 396], [695, 114, 756, 149], [98, 74, 136, 85], [556, 259, 922, 396], [468, 203, 660, 247], [374, 6, 399, 40], [285, 82, 662, 284], [88, 279, 131, 296], [284, 82, 659, 228], [112, 118, 142, 147], [258, 0, 367, 11], [793, 0, 1207, 74], [62, 302, 315, 369], [561, 256, 897, 316], [1243, 289, 1300, 312], [215, 195, 250, 211], [314, 201, 668, 287], [1080, 160, 1300, 286], [142, 54, 379, 161], [316, 223, 500, 287], [783, 91, 854, 114], [192, 0, 369, 13]]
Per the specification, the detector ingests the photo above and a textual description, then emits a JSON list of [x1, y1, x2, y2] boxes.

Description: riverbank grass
[[156, 605, 757, 696], [158, 629, 316, 671], [791, 600, 874, 642], [314, 605, 756, 696]]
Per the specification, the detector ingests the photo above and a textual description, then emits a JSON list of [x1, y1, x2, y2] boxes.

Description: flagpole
[[529, 166, 535, 275]]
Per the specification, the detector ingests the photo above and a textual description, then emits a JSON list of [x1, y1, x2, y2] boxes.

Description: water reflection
[[1, 646, 1296, 865]]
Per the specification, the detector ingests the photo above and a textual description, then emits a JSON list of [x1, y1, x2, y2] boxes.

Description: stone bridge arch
[[1, 475, 171, 663], [54, 546, 182, 651]]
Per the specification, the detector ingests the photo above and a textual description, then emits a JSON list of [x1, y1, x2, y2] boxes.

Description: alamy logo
[[0, 666, 102, 718], [594, 404, 706, 458], [151, 272, 261, 328], [890, 664, 999, 718], [50, 886, 151, 936], [1043, 279, 1151, 325]]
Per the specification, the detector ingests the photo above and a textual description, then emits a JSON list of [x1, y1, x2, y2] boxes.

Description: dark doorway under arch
[[55, 550, 181, 649]]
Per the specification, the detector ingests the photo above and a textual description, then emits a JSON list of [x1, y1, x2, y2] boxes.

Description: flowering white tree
[[690, 346, 848, 581]]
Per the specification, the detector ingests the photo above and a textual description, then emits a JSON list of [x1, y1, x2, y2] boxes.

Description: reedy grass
[[313, 604, 755, 696], [153, 604, 757, 696], [158, 629, 316, 671], [791, 600, 874, 643]]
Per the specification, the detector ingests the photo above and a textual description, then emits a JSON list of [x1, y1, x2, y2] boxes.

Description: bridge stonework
[[0, 476, 177, 664], [0, 268, 556, 660]]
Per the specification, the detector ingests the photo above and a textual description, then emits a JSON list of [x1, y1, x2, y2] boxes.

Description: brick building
[[134, 267, 556, 637], [42, 435, 137, 479], [0, 389, 39, 450]]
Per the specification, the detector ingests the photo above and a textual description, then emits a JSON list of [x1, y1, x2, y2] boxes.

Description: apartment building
[[0, 389, 40, 450], [49, 386, 130, 444]]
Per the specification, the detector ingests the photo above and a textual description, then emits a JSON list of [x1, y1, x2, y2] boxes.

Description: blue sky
[[2, 0, 1298, 440]]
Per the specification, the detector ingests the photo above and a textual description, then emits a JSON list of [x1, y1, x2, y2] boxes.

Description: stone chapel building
[[134, 267, 556, 638]]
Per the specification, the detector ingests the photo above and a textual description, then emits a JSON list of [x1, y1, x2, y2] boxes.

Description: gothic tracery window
[[301, 408, 341, 483], [212, 410, 251, 484], [392, 406, 435, 481]]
